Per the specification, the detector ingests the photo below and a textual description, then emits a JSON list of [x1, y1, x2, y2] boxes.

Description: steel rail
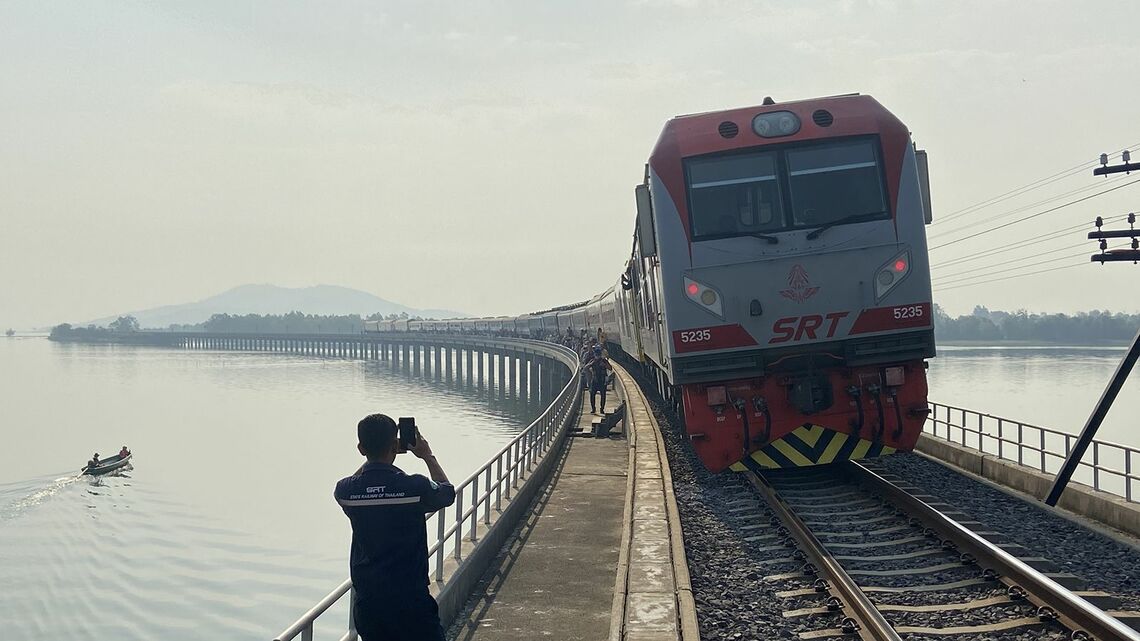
[[742, 467, 903, 641], [849, 461, 1140, 641]]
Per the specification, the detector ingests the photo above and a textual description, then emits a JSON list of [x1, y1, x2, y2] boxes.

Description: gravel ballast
[[873, 452, 1140, 609], [621, 360, 1140, 639]]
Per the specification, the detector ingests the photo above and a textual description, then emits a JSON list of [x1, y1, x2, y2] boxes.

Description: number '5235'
[[679, 329, 712, 343], [893, 306, 923, 320]]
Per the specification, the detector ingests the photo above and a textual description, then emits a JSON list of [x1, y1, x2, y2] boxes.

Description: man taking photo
[[335, 414, 456, 641]]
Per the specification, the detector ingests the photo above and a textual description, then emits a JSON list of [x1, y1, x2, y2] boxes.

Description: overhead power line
[[933, 249, 1091, 286], [934, 144, 1140, 227], [931, 214, 1129, 269], [932, 262, 1086, 292], [928, 175, 1127, 241], [929, 178, 1140, 251], [932, 242, 1130, 291], [931, 243, 1090, 282]]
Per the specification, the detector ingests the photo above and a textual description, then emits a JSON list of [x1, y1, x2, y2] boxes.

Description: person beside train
[[579, 340, 595, 390], [585, 345, 612, 415]]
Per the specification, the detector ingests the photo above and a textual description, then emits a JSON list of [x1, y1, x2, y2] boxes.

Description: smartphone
[[398, 417, 417, 453]]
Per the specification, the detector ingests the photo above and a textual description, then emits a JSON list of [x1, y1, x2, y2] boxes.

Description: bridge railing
[[273, 338, 582, 641], [928, 401, 1139, 503]]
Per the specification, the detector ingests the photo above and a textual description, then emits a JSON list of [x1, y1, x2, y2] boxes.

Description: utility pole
[[1044, 150, 1140, 506]]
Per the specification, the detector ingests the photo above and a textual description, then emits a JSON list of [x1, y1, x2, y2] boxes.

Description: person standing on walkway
[[335, 414, 456, 641], [585, 345, 612, 414]]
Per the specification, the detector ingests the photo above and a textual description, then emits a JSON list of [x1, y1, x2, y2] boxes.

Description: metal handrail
[[274, 338, 580, 641], [927, 401, 1139, 503]]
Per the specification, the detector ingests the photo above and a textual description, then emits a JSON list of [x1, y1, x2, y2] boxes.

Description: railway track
[[739, 460, 1140, 641]]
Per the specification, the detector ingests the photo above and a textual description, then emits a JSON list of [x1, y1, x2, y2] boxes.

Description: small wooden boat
[[82, 453, 132, 476]]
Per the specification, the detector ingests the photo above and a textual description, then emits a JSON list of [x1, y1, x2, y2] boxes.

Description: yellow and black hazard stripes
[[729, 424, 896, 471]]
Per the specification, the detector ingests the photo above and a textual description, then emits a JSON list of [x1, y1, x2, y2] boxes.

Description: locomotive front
[[630, 95, 935, 472]]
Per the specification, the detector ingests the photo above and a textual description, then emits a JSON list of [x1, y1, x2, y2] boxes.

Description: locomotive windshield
[[687, 152, 786, 238], [685, 137, 889, 240]]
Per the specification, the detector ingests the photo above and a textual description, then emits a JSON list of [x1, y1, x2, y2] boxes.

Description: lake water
[[1, 338, 1137, 639], [0, 338, 537, 640], [928, 344, 1139, 448]]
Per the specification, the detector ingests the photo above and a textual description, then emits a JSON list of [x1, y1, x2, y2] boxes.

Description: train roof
[[529, 300, 590, 315], [587, 286, 615, 304], [671, 93, 861, 120]]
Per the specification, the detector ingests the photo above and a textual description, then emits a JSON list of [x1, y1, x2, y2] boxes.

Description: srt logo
[[779, 264, 819, 303], [769, 312, 850, 344], [366, 486, 386, 493]]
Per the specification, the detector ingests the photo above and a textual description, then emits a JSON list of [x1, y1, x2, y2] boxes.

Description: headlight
[[752, 111, 801, 138], [683, 276, 724, 318], [874, 250, 911, 301]]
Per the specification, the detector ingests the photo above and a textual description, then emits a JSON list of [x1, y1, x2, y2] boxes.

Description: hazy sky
[[3, 1, 1139, 328]]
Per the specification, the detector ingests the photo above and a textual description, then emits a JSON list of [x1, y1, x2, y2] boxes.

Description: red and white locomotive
[[366, 94, 935, 474]]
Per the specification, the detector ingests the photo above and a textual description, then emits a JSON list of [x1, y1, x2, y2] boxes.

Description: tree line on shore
[[49, 307, 1140, 344], [51, 311, 420, 339], [934, 306, 1139, 343]]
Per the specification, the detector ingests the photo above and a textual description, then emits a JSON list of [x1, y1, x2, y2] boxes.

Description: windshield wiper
[[746, 232, 779, 244], [805, 213, 885, 240]]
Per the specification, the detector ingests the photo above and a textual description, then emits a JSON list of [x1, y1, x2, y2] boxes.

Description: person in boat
[[334, 414, 455, 641], [119, 446, 130, 458], [89, 453, 100, 468]]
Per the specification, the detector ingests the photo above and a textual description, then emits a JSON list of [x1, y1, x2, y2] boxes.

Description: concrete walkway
[[449, 394, 629, 641]]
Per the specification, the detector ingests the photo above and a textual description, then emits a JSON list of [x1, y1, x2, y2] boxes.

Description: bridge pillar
[[488, 351, 497, 396], [519, 356, 529, 400], [507, 354, 517, 397], [530, 357, 541, 404], [477, 350, 485, 387], [413, 344, 421, 376], [445, 347, 453, 383], [497, 351, 506, 398], [542, 357, 555, 402], [464, 349, 472, 387]]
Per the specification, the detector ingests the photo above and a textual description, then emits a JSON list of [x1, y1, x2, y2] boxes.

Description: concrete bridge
[[164, 331, 574, 405], [87, 329, 1140, 641]]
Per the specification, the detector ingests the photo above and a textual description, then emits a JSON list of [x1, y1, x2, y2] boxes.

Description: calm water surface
[[928, 344, 1140, 447], [0, 337, 537, 640], [2, 338, 1138, 639]]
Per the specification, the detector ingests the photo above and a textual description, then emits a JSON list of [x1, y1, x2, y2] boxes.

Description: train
[[365, 93, 935, 474]]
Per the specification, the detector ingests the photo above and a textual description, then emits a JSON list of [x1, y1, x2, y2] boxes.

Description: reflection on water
[[928, 344, 1140, 447], [0, 338, 538, 641]]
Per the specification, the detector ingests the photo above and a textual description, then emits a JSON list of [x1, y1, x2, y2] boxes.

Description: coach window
[[786, 139, 888, 228], [687, 152, 784, 239]]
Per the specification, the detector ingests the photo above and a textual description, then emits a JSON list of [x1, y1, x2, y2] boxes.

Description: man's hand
[[411, 431, 435, 460], [413, 430, 450, 485]]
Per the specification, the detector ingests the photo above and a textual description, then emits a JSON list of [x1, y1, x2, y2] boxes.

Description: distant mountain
[[86, 284, 467, 328]]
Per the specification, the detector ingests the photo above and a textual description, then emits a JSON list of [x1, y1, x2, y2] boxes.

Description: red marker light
[[687, 283, 700, 295], [894, 259, 907, 272]]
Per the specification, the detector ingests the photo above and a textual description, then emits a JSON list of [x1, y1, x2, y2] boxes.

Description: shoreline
[[938, 339, 1131, 348]]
